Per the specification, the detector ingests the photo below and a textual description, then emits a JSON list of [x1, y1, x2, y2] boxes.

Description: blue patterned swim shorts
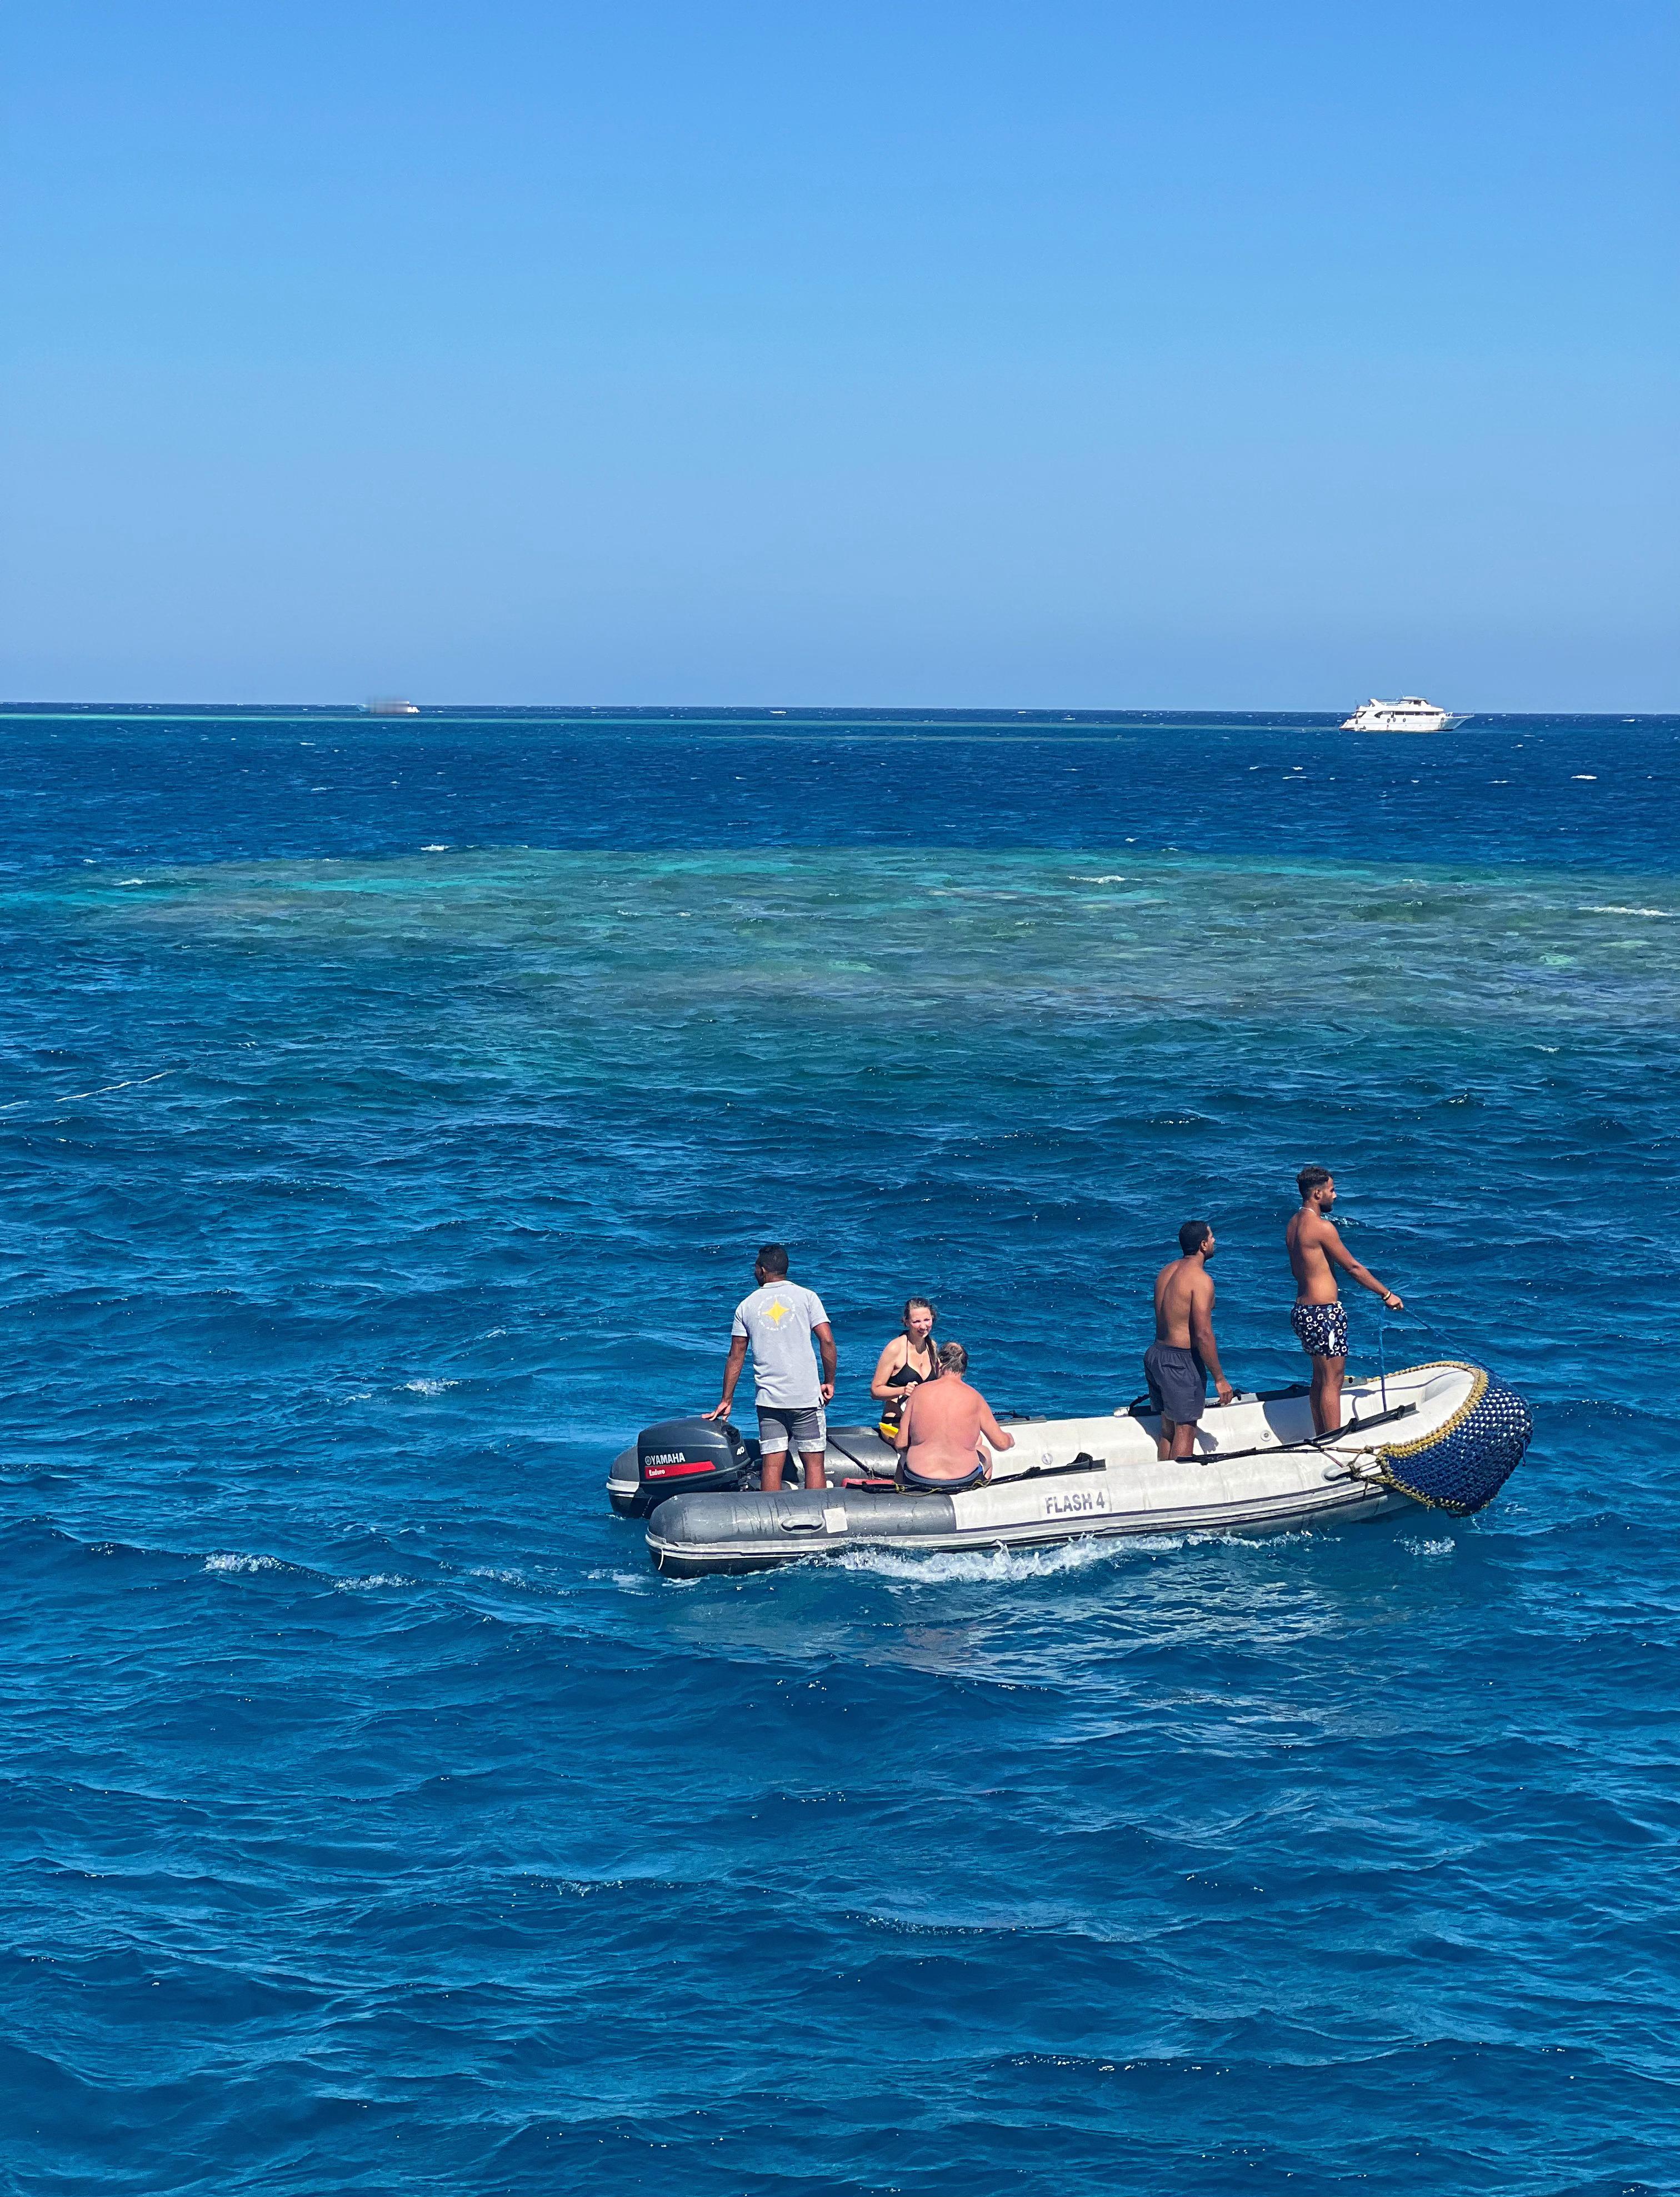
[[1291, 1301, 1349, 1360]]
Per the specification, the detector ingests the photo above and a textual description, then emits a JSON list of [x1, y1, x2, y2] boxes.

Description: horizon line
[[0, 701, 1671, 723]]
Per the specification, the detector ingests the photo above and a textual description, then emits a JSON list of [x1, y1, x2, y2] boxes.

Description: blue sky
[[3, 1, 1675, 707]]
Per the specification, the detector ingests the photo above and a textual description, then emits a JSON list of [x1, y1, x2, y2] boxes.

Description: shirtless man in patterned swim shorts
[[1286, 1166, 1404, 1436]]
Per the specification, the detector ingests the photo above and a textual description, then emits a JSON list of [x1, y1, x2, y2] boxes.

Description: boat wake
[[832, 1525, 1321, 1587]]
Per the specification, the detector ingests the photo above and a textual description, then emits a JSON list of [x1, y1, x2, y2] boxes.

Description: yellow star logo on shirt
[[762, 1299, 791, 1326]]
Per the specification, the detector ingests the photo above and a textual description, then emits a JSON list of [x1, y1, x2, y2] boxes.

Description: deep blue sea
[[3, 708, 1678, 2195]]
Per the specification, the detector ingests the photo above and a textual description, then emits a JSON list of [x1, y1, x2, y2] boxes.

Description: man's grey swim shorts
[[1143, 1342, 1208, 1425], [757, 1403, 827, 1455]]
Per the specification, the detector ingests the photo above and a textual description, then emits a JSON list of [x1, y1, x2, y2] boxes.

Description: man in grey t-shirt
[[705, 1242, 837, 1491]]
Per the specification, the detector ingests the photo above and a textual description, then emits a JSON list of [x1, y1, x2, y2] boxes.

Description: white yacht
[[364, 697, 421, 717], [1341, 696, 1469, 734]]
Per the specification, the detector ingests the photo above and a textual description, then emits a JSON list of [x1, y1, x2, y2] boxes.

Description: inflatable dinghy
[[607, 1360, 1532, 1579]]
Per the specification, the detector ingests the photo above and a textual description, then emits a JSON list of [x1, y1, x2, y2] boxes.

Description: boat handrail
[[991, 1450, 1107, 1486]]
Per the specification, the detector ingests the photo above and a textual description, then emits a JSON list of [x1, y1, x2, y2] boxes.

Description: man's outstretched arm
[[814, 1320, 837, 1404], [1323, 1224, 1403, 1307], [706, 1336, 749, 1420]]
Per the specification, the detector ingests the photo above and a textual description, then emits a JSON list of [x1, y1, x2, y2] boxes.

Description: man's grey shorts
[[1143, 1342, 1208, 1425], [757, 1403, 827, 1455]]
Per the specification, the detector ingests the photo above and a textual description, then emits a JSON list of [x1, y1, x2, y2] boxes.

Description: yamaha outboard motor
[[607, 1416, 757, 1518]]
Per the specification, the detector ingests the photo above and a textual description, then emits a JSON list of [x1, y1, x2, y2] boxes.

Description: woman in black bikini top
[[869, 1296, 938, 1441]]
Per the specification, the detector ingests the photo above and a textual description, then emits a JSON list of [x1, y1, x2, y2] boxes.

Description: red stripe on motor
[[643, 1460, 717, 1480]]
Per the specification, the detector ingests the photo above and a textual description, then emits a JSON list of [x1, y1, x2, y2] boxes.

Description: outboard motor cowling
[[607, 1416, 756, 1517]]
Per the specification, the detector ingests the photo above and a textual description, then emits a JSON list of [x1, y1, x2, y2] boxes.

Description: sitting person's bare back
[[894, 1341, 1014, 1490]]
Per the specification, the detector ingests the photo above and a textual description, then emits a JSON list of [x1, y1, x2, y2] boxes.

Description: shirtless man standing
[[1142, 1221, 1234, 1460], [1286, 1167, 1403, 1435]]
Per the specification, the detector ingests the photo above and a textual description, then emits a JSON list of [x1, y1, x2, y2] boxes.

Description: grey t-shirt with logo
[[732, 1280, 829, 1407]]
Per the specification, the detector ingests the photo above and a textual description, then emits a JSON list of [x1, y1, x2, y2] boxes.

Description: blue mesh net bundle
[[1374, 1364, 1532, 1515]]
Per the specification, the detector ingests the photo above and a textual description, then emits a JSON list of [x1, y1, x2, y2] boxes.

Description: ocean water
[[2, 710, 1677, 2195]]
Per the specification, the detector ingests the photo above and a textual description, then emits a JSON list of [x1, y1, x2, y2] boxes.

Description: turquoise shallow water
[[2, 713, 1678, 2193]]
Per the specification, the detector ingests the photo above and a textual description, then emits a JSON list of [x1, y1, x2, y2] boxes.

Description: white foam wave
[[1579, 905, 1674, 918], [834, 1532, 1189, 1585], [205, 1552, 287, 1575], [401, 1377, 459, 1396], [834, 1543, 1119, 1585], [333, 1572, 419, 1591], [833, 1525, 1321, 1587]]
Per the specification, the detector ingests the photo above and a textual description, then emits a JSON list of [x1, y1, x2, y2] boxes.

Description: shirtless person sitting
[[1286, 1166, 1403, 1436], [893, 1341, 1014, 1491], [1141, 1221, 1234, 1460]]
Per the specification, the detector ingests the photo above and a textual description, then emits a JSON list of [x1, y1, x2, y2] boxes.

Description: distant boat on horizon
[[364, 697, 420, 717], [1341, 696, 1470, 734]]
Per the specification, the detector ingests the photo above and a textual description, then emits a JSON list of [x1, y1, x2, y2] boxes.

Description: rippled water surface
[[3, 711, 1677, 2194]]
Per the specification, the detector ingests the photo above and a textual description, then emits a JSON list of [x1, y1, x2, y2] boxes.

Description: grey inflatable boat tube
[[648, 1486, 960, 1578]]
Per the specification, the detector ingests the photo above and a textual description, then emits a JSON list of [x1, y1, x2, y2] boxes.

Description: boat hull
[[633, 1362, 1512, 1578], [1339, 704, 1472, 734], [646, 1470, 1405, 1577]]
